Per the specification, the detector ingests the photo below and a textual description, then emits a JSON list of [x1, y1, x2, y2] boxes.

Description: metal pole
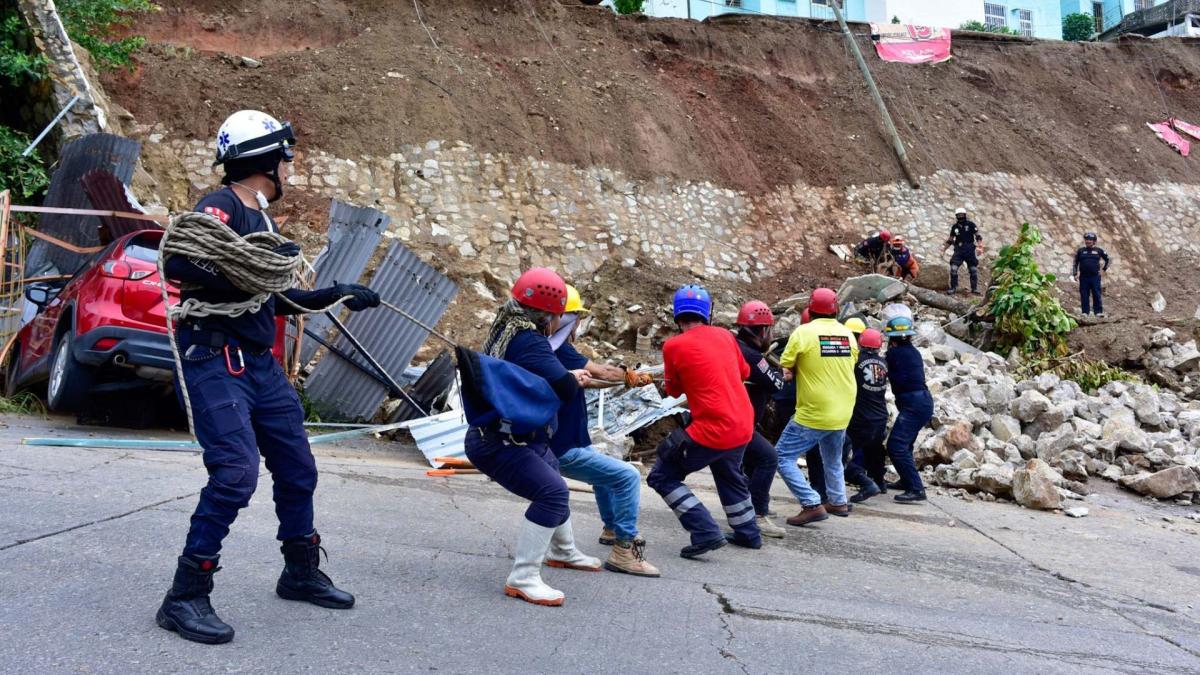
[[324, 310, 429, 417], [21, 95, 80, 156], [829, 1, 921, 189]]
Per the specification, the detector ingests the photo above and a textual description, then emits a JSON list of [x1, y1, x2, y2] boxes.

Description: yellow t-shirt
[[779, 318, 859, 430]]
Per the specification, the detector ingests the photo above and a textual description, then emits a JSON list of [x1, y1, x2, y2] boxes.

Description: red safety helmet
[[800, 308, 811, 324], [859, 328, 883, 349], [736, 300, 774, 326], [511, 267, 567, 314], [809, 288, 838, 316], [878, 229, 892, 242]]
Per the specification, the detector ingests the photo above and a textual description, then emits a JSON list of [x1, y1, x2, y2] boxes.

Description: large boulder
[[975, 463, 1015, 497], [1131, 389, 1163, 427], [1035, 425, 1077, 461], [1119, 466, 1200, 499], [1012, 459, 1063, 510], [1051, 450, 1090, 482], [1011, 390, 1051, 423]]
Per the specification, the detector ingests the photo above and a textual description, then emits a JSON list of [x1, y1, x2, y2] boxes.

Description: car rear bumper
[[74, 326, 175, 371]]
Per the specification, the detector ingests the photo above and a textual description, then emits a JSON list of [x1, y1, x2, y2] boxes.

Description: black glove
[[272, 242, 302, 258], [333, 282, 381, 311]]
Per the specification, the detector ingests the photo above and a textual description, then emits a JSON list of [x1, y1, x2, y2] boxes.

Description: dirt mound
[[106, 0, 1200, 193]]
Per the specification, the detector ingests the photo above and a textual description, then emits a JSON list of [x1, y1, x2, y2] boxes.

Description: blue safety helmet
[[884, 316, 916, 337], [673, 284, 712, 323]]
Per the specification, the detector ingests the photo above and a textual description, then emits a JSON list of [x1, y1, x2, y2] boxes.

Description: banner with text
[[871, 24, 952, 65]]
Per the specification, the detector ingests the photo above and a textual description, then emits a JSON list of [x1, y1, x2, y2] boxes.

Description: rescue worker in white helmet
[[155, 110, 379, 645]]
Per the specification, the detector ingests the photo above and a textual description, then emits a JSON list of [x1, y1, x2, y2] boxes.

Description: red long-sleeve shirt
[[663, 325, 754, 450]]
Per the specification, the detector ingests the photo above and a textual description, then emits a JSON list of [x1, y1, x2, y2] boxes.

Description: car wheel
[[47, 332, 93, 412]]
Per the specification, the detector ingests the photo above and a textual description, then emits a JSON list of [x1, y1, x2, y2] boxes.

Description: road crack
[[703, 583, 750, 674], [0, 491, 199, 552]]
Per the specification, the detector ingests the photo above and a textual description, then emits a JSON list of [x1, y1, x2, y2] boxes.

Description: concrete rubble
[[913, 321, 1200, 509]]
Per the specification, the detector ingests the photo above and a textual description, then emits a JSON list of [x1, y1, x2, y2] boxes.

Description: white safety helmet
[[955, 207, 967, 216], [214, 110, 295, 165]]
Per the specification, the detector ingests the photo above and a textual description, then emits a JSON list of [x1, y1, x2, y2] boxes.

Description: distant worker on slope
[[886, 236, 919, 281], [854, 229, 892, 269], [944, 207, 983, 295], [1071, 232, 1111, 318]]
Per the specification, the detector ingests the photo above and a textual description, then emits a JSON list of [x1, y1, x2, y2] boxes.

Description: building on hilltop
[[634, 0, 869, 22], [1095, 0, 1200, 39], [869, 1, 1065, 39]]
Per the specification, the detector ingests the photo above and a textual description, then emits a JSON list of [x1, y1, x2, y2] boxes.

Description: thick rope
[[157, 211, 346, 434]]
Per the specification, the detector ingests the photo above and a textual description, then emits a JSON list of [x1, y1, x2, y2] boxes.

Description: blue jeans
[[775, 420, 848, 507], [558, 445, 641, 541], [180, 346, 316, 558]]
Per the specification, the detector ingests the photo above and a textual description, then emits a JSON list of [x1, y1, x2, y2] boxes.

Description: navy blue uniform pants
[[464, 428, 569, 528], [848, 423, 888, 487], [1080, 274, 1103, 314], [181, 346, 316, 559], [648, 429, 760, 547], [888, 390, 934, 492], [741, 431, 778, 517], [949, 247, 979, 292]]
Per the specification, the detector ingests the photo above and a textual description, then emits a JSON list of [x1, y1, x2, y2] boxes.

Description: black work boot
[[276, 531, 355, 609], [156, 555, 234, 644]]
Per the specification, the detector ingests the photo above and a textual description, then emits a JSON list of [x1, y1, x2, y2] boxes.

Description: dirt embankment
[[109, 0, 1200, 195]]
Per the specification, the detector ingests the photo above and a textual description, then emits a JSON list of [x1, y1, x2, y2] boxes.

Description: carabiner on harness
[[224, 344, 246, 376]]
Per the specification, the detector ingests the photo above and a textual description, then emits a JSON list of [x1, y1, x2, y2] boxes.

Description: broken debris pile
[[915, 339, 1200, 509]]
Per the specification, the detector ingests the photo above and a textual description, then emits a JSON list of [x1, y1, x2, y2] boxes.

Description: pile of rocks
[[1141, 328, 1200, 394], [914, 326, 1200, 511]]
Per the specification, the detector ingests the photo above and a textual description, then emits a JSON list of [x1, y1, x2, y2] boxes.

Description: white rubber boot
[[544, 517, 602, 572], [504, 520, 564, 607]]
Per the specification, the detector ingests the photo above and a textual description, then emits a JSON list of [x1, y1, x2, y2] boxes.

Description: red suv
[[5, 229, 180, 412]]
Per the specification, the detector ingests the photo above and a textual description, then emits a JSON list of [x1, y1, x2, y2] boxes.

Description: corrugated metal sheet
[[390, 349, 456, 423], [26, 134, 140, 276], [304, 241, 458, 420], [299, 200, 390, 364], [409, 411, 469, 467], [80, 168, 159, 242], [586, 385, 687, 438]]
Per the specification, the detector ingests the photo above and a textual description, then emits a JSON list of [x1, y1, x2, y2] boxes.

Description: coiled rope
[[157, 211, 346, 433]]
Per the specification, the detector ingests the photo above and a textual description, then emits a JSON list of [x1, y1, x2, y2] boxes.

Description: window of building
[[984, 3, 1007, 29], [1018, 8, 1033, 36], [724, 0, 742, 6], [1093, 1, 1104, 33], [1133, 0, 1153, 10]]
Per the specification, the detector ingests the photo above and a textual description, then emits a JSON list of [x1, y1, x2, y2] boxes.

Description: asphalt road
[[1, 413, 1198, 674]]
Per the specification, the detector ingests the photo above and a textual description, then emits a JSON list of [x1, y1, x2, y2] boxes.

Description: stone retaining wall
[[162, 132, 1200, 285]]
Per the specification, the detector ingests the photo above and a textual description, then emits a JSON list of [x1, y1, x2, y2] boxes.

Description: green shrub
[[959, 20, 1018, 35], [1, 13, 47, 85], [1062, 12, 1096, 41], [988, 222, 1076, 357], [58, 0, 154, 70], [0, 125, 49, 201], [614, 0, 645, 15]]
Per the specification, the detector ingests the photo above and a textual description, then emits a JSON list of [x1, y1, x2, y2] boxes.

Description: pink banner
[[1171, 118, 1200, 143], [871, 24, 952, 65], [1148, 121, 1191, 157]]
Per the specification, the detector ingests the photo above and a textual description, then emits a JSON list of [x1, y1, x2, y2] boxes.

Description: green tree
[[1062, 12, 1095, 41], [614, 0, 645, 15], [0, 125, 50, 201], [891, 15, 901, 24], [959, 20, 1018, 35], [57, 0, 154, 70], [988, 223, 1076, 357], [1, 12, 47, 85]]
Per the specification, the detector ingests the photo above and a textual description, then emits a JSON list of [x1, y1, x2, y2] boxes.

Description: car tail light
[[94, 337, 119, 351], [101, 261, 153, 280]]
